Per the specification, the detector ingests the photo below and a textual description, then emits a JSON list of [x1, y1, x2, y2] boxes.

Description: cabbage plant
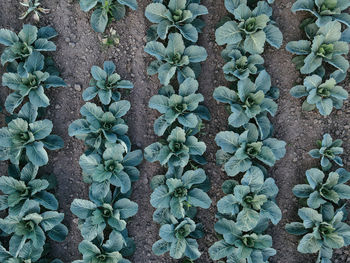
[[213, 70, 277, 139], [209, 218, 276, 262], [68, 101, 131, 152], [145, 0, 208, 42], [145, 32, 207, 85], [73, 231, 132, 263], [215, 1, 283, 54], [79, 143, 142, 197], [152, 217, 201, 260], [309, 133, 343, 170], [286, 21, 349, 75], [2, 51, 66, 113], [149, 78, 210, 136], [215, 124, 286, 177], [70, 196, 138, 241], [0, 162, 58, 215], [79, 0, 138, 33], [290, 75, 348, 116], [217, 166, 281, 231], [286, 207, 350, 261], [292, 0, 350, 27], [222, 49, 264, 81], [0, 241, 44, 263], [0, 200, 67, 252], [293, 168, 350, 209], [144, 126, 206, 168], [19, 0, 50, 22], [83, 61, 133, 105], [150, 168, 211, 218], [0, 103, 64, 166], [0, 25, 57, 66]]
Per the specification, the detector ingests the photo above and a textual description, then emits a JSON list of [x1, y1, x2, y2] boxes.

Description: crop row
[[207, 0, 287, 262], [143, 0, 212, 261], [0, 24, 68, 262], [285, 1, 350, 262]]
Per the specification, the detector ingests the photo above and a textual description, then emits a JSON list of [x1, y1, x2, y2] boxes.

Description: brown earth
[[0, 0, 349, 262]]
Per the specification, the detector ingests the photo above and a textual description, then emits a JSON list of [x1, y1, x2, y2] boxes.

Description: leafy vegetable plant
[[0, 200, 67, 254], [144, 126, 206, 168], [292, 0, 350, 27], [2, 51, 66, 113], [286, 207, 350, 261], [209, 218, 276, 262], [293, 168, 350, 209], [149, 77, 210, 136], [79, 0, 138, 32], [68, 101, 131, 152], [217, 166, 281, 231], [145, 0, 208, 42], [152, 217, 202, 260], [290, 75, 348, 116], [0, 162, 59, 215], [83, 61, 133, 105], [145, 32, 207, 85], [71, 196, 138, 241], [213, 70, 278, 139], [215, 1, 283, 54], [309, 133, 343, 170], [287, 21, 349, 75], [79, 143, 142, 198], [150, 168, 211, 218], [19, 0, 50, 22], [73, 231, 132, 263], [215, 123, 286, 177], [222, 49, 264, 81], [0, 24, 57, 66], [0, 103, 64, 166]]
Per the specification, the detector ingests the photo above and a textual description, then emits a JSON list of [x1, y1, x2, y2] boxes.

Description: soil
[[0, 0, 350, 263]]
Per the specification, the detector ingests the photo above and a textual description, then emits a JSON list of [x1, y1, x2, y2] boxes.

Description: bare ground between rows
[[0, 0, 350, 262]]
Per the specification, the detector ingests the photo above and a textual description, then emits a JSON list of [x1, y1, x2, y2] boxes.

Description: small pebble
[[74, 84, 81, 91]]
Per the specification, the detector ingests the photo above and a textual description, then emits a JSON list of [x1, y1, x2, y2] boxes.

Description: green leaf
[[70, 199, 96, 219], [286, 40, 311, 55], [0, 29, 18, 46], [91, 8, 108, 33], [41, 211, 64, 231], [236, 208, 260, 231], [24, 52, 44, 72], [19, 25, 37, 45], [298, 233, 321, 253], [184, 46, 208, 63], [170, 238, 186, 259], [152, 239, 169, 255], [145, 3, 168, 23], [145, 41, 166, 60], [216, 21, 242, 45], [158, 63, 177, 85], [80, 0, 98, 12], [109, 100, 130, 118], [285, 222, 308, 235], [114, 198, 138, 218], [151, 185, 171, 208], [118, 0, 138, 10], [30, 120, 53, 140], [26, 141, 48, 166], [264, 24, 283, 48], [209, 240, 234, 260], [187, 188, 211, 208], [244, 30, 266, 54]]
